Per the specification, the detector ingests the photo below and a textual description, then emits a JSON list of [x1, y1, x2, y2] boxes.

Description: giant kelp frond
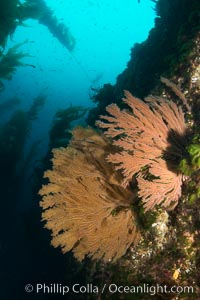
[[21, 0, 76, 51], [0, 43, 28, 89], [0, 0, 22, 47], [54, 106, 88, 121], [49, 106, 88, 148], [97, 90, 190, 212], [27, 94, 46, 121], [0, 110, 29, 177], [20, 0, 48, 20], [39, 127, 140, 262]]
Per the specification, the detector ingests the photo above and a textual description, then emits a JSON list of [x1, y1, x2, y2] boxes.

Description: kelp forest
[[0, 0, 199, 299]]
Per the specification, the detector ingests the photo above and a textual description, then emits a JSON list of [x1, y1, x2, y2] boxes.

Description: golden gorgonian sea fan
[[97, 90, 189, 212], [39, 127, 140, 262]]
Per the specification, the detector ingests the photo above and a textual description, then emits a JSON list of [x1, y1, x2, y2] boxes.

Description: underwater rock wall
[[87, 0, 200, 126]]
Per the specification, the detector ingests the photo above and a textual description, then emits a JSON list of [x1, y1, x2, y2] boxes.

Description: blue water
[[1, 0, 155, 190], [0, 1, 155, 299], [2, 0, 155, 118]]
